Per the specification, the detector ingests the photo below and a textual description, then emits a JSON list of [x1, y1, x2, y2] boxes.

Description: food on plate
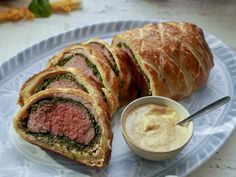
[[112, 22, 214, 100], [48, 44, 120, 115], [13, 88, 112, 168], [17, 67, 109, 116], [13, 21, 214, 168], [125, 104, 192, 152], [83, 38, 137, 104]]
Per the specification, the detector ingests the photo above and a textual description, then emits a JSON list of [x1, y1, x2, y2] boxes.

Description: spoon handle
[[177, 96, 231, 126]]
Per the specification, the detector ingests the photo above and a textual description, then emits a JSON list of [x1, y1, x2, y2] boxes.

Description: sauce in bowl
[[125, 104, 191, 152]]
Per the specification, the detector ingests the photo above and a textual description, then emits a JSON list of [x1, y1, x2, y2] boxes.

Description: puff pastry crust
[[18, 67, 108, 113], [112, 22, 214, 100], [48, 44, 120, 115], [84, 38, 137, 104], [13, 88, 112, 168]]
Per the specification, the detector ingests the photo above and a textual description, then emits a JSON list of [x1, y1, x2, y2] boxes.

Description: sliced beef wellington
[[83, 38, 137, 104], [48, 44, 119, 115], [13, 88, 112, 168], [83, 38, 119, 77], [111, 47, 139, 104], [112, 22, 214, 100], [17, 67, 109, 115]]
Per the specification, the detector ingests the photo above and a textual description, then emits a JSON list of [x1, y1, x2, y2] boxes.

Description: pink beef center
[[89, 42, 115, 69], [27, 102, 95, 145], [46, 79, 81, 90], [64, 55, 100, 83]]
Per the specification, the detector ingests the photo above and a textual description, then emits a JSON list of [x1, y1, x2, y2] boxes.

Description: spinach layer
[[21, 97, 101, 151], [57, 53, 104, 86], [35, 73, 87, 93], [90, 42, 119, 76]]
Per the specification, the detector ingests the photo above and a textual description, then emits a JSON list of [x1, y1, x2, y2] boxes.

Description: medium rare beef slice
[[28, 100, 95, 145], [46, 79, 80, 89], [89, 42, 118, 75], [63, 54, 101, 83]]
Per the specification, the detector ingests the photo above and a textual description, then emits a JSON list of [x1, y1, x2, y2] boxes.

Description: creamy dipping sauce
[[125, 104, 191, 152]]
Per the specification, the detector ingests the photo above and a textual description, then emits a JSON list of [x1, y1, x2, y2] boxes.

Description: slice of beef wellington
[[112, 22, 214, 100], [17, 67, 109, 116], [83, 38, 138, 105], [13, 88, 112, 168], [48, 44, 119, 116]]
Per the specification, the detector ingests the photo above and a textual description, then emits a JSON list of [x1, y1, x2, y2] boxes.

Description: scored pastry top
[[112, 22, 214, 100]]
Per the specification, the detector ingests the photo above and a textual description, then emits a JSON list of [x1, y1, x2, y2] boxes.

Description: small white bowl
[[121, 96, 194, 161]]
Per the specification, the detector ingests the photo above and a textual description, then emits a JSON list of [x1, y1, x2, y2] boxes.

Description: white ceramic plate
[[0, 20, 236, 177]]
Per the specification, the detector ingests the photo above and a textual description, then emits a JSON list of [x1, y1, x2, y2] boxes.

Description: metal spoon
[[177, 96, 231, 126]]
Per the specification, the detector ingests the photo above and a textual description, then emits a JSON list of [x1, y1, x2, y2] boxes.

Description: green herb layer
[[35, 73, 87, 93], [21, 97, 101, 151], [57, 53, 104, 86], [90, 42, 119, 76]]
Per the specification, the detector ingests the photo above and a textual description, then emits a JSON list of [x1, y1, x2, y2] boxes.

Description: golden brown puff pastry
[[48, 44, 120, 116], [82, 38, 119, 77], [112, 22, 214, 100], [111, 47, 138, 104], [18, 67, 108, 109], [83, 38, 137, 104], [13, 88, 112, 168]]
